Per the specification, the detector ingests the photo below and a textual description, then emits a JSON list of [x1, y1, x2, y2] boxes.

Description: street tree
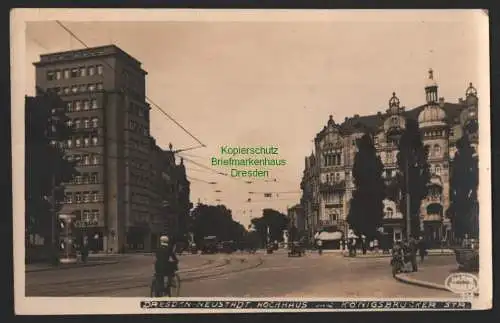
[[25, 92, 79, 260], [250, 208, 289, 245], [190, 203, 247, 245], [396, 118, 431, 238], [448, 135, 479, 239], [347, 133, 385, 239]]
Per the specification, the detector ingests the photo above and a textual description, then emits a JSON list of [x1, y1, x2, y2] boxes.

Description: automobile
[[218, 241, 236, 254], [201, 236, 218, 254]]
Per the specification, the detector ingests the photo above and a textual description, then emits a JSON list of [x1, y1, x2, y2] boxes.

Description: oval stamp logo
[[444, 273, 479, 295]]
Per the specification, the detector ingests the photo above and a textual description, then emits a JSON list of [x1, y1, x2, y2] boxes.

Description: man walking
[[418, 236, 427, 263], [317, 239, 323, 255]]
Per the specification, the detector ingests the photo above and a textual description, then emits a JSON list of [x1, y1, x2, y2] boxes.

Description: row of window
[[47, 83, 104, 96], [325, 173, 342, 183], [69, 172, 100, 185], [66, 154, 101, 166], [129, 120, 149, 136], [46, 65, 104, 81], [424, 130, 448, 138], [129, 102, 149, 120], [54, 136, 100, 149], [74, 209, 100, 224], [66, 99, 99, 112], [65, 191, 102, 203], [66, 117, 100, 129], [323, 154, 342, 167]]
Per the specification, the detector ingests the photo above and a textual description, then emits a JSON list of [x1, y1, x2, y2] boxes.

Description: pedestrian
[[81, 237, 89, 263], [361, 236, 367, 255], [373, 238, 379, 253], [408, 236, 418, 272], [317, 239, 323, 255], [418, 236, 427, 263]]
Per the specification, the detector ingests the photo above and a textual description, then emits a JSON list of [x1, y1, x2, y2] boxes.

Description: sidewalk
[[26, 254, 122, 273], [342, 249, 454, 258], [395, 261, 479, 296]]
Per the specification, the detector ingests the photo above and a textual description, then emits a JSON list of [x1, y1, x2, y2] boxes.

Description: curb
[[26, 261, 119, 273], [342, 252, 454, 258], [394, 273, 452, 292], [395, 272, 480, 297]]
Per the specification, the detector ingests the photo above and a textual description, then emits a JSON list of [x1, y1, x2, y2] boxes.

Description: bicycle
[[150, 272, 181, 297]]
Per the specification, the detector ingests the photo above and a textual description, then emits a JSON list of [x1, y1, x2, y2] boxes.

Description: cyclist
[[154, 235, 179, 297]]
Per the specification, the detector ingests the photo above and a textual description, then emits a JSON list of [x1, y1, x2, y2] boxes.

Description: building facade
[[300, 70, 479, 245], [33, 45, 163, 253], [287, 204, 306, 234]]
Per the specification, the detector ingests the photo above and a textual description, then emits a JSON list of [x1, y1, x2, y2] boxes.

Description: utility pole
[[50, 172, 58, 266], [405, 147, 411, 241]]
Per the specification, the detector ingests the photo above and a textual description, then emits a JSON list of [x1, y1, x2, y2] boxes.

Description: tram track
[[26, 257, 264, 297]]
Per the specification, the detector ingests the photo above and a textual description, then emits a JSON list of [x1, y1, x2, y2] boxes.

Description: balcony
[[319, 180, 346, 193]]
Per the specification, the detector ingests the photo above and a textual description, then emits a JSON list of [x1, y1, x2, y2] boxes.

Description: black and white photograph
[[11, 9, 491, 314]]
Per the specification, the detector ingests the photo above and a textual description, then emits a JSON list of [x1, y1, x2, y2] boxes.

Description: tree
[[396, 119, 431, 238], [448, 135, 479, 239], [25, 92, 79, 259], [190, 203, 247, 245], [347, 133, 385, 239], [250, 208, 289, 245]]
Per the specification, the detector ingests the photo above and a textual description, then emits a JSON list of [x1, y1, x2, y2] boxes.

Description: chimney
[[345, 117, 349, 122], [377, 111, 382, 117], [439, 97, 445, 107], [354, 114, 360, 118], [459, 97, 464, 104]]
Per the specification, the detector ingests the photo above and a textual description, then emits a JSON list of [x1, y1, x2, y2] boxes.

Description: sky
[[22, 10, 486, 229]]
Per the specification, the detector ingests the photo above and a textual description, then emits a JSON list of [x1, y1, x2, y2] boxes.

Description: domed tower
[[417, 69, 449, 244], [460, 82, 479, 154]]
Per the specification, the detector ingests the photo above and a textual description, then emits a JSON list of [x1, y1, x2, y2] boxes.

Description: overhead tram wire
[[54, 20, 206, 153]]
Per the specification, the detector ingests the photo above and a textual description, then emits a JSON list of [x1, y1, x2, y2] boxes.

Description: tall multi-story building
[[300, 70, 479, 246], [33, 45, 155, 253], [287, 204, 306, 234]]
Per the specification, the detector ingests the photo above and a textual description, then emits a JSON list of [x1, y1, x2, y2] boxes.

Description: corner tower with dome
[[300, 69, 479, 247]]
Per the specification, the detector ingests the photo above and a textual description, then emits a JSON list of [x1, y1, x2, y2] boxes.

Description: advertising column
[[58, 213, 78, 264]]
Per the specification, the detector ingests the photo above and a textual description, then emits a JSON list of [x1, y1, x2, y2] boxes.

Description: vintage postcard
[[11, 9, 492, 314]]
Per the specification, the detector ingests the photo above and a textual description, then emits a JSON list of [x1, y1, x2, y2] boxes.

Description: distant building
[[287, 204, 306, 234], [300, 69, 479, 245], [33, 45, 157, 252]]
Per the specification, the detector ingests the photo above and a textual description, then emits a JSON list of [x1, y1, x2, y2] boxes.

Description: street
[[25, 251, 458, 298]]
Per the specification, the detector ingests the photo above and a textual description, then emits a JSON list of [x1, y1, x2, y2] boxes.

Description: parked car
[[201, 236, 218, 254]]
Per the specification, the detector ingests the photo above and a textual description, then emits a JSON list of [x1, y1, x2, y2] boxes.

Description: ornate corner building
[[300, 70, 479, 245]]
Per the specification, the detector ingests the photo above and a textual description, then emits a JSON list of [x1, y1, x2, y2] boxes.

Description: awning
[[317, 231, 342, 241]]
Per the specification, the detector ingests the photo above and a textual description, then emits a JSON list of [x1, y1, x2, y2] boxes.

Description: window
[[91, 118, 99, 128], [65, 193, 73, 204], [83, 137, 90, 147], [67, 139, 73, 148], [92, 191, 99, 202], [138, 107, 144, 117], [63, 69, 70, 79], [91, 99, 98, 109], [80, 84, 87, 93], [385, 207, 394, 218], [91, 136, 98, 146], [74, 119, 81, 129], [335, 173, 341, 182], [55, 87, 62, 95], [65, 119, 72, 128], [433, 144, 441, 156], [91, 173, 98, 183], [83, 210, 90, 221], [75, 193, 82, 203], [91, 210, 99, 222], [80, 67, 87, 77], [55, 70, 62, 80], [143, 127, 148, 136], [75, 138, 81, 147], [88, 66, 95, 76], [92, 155, 100, 165], [97, 65, 104, 75], [96, 83, 103, 90], [83, 100, 90, 110], [88, 84, 96, 92], [84, 118, 90, 128], [75, 101, 82, 111], [325, 174, 330, 183], [83, 192, 90, 203], [435, 165, 441, 175], [47, 71, 55, 81], [66, 102, 73, 112], [71, 68, 79, 78], [83, 155, 90, 165], [64, 87, 70, 95], [71, 86, 78, 93]]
